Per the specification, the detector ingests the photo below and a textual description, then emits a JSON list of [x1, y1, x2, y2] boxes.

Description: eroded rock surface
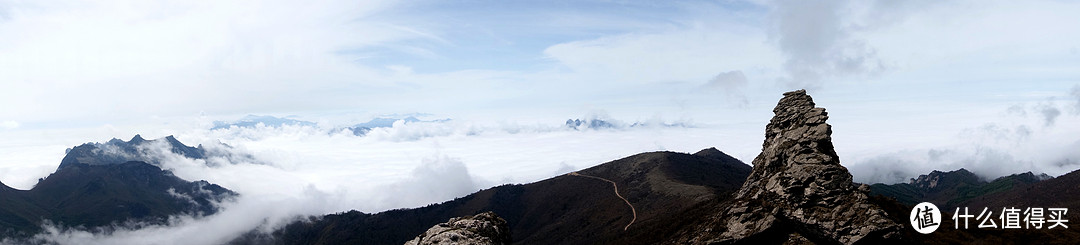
[[404, 211, 511, 245], [716, 89, 901, 244]]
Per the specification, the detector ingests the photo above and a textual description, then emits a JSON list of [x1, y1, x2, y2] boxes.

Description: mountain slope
[[0, 161, 235, 238], [870, 169, 1050, 210], [235, 149, 752, 245], [961, 169, 1080, 211], [863, 169, 1080, 244], [0, 136, 237, 239]]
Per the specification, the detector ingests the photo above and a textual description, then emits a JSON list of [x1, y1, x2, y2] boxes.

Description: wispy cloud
[[1072, 85, 1080, 114], [770, 0, 885, 90], [704, 70, 750, 107]]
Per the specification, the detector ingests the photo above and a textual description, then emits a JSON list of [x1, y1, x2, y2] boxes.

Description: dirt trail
[[568, 171, 637, 231]]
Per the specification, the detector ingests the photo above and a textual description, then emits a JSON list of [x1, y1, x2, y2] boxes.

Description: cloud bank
[[2, 117, 741, 245], [846, 87, 1080, 183]]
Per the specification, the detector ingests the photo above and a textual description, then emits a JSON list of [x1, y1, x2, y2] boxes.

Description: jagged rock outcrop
[[909, 168, 980, 190], [715, 89, 901, 244], [404, 211, 511, 245], [59, 134, 205, 170]]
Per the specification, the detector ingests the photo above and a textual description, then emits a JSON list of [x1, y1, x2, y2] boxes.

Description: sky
[[1, 0, 1080, 244]]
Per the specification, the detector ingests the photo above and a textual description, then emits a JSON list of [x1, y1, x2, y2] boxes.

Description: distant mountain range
[[211, 115, 316, 130], [209, 114, 691, 135], [209, 115, 452, 136], [347, 116, 451, 136], [563, 118, 691, 130], [870, 169, 1052, 210]]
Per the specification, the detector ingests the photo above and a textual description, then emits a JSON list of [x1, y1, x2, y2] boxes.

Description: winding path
[[568, 171, 637, 231]]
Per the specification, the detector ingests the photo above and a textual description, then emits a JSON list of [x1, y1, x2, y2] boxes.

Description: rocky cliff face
[[713, 89, 902, 244], [59, 134, 205, 170], [909, 169, 980, 190], [404, 212, 511, 245]]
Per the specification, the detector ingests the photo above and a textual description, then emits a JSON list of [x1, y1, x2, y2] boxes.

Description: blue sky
[[2, 0, 1075, 125]]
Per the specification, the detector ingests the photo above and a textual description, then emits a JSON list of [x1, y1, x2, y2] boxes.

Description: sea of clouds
[[1, 115, 758, 244], [0, 99, 1078, 244]]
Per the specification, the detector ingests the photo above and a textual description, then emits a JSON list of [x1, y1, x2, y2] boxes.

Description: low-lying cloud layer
[[846, 87, 1080, 184], [4, 117, 742, 244]]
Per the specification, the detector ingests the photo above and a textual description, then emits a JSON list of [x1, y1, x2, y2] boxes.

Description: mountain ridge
[[870, 168, 1053, 210], [231, 149, 752, 245], [0, 136, 238, 240], [59, 134, 206, 170], [0, 161, 235, 238]]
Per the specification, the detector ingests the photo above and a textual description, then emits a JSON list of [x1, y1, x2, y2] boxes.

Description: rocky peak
[[716, 89, 901, 244], [565, 118, 617, 130], [909, 168, 978, 190], [404, 211, 511, 245], [1033, 172, 1053, 181], [58, 135, 206, 170], [130, 134, 146, 144]]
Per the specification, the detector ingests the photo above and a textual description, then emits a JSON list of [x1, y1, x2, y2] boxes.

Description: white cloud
[[769, 0, 885, 90], [373, 155, 485, 209], [1072, 84, 1080, 114], [845, 89, 1080, 183], [0, 0, 424, 123], [704, 70, 750, 106], [543, 24, 779, 86], [0, 120, 17, 129], [1037, 101, 1062, 127], [861, 0, 1080, 82]]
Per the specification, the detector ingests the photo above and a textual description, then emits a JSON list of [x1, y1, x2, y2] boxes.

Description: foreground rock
[[404, 212, 511, 245], [714, 89, 902, 244]]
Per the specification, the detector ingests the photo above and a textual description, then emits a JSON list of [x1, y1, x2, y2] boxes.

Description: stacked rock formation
[[716, 89, 902, 244], [404, 212, 512, 245]]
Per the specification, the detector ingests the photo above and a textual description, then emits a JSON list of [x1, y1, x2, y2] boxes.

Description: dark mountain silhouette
[[59, 134, 258, 169], [962, 169, 1080, 209], [0, 136, 236, 240], [59, 134, 206, 170], [231, 148, 753, 245], [870, 169, 1051, 210], [0, 161, 235, 238], [864, 169, 1080, 244]]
